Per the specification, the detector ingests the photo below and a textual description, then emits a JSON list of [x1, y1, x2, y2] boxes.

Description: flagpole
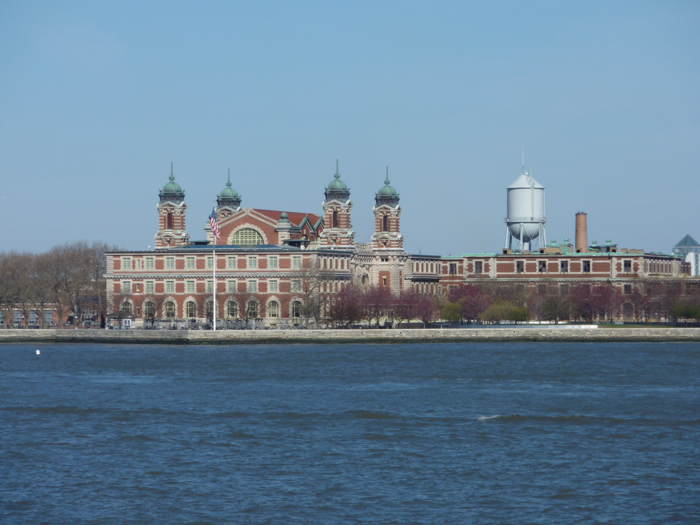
[[212, 200, 217, 331]]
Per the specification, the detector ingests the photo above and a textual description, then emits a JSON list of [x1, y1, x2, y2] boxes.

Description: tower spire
[[170, 161, 174, 181], [335, 159, 340, 179], [385, 166, 390, 185], [227, 168, 231, 187]]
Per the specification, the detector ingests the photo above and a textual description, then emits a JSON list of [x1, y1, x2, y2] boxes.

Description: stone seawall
[[2, 327, 700, 345]]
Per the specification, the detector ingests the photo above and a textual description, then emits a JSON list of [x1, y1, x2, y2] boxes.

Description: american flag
[[210, 206, 221, 240]]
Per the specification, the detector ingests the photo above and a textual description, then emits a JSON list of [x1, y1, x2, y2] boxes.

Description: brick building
[[105, 164, 696, 326]]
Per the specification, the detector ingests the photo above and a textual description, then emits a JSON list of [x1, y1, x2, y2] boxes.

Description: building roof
[[254, 209, 322, 228], [675, 234, 700, 248]]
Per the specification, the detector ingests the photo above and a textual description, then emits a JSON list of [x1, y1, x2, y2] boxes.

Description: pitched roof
[[253, 209, 322, 229], [675, 234, 700, 247]]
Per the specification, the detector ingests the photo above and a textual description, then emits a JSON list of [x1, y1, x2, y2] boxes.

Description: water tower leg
[[540, 224, 546, 249], [519, 224, 524, 252], [505, 228, 511, 249]]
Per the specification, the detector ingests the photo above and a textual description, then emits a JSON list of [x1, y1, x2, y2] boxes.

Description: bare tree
[[292, 258, 333, 328]]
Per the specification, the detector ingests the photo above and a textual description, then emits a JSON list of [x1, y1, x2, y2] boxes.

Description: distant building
[[104, 164, 698, 326], [673, 235, 700, 276]]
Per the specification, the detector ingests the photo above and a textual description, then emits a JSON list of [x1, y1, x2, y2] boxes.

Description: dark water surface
[[1, 342, 699, 524]]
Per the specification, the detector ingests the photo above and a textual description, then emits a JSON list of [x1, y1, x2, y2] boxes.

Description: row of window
[[120, 255, 302, 271], [413, 261, 439, 274], [320, 257, 348, 270], [121, 279, 309, 295], [3, 310, 54, 324], [125, 299, 303, 319]]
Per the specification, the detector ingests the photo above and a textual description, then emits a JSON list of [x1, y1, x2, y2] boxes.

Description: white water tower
[[504, 169, 546, 251]]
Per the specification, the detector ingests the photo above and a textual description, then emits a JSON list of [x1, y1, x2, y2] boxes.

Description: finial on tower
[[335, 159, 340, 179], [170, 161, 175, 181], [385, 166, 390, 185], [227, 168, 231, 187]]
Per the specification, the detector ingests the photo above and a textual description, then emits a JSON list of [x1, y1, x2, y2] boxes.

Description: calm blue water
[[1, 342, 699, 524]]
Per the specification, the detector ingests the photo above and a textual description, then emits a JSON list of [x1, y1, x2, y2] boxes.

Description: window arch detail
[[229, 228, 264, 246]]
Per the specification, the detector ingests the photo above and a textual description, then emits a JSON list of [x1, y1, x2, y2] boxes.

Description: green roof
[[675, 234, 699, 247]]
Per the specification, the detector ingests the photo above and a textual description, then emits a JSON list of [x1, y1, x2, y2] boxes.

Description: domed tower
[[155, 163, 190, 249], [320, 161, 354, 247], [371, 167, 403, 250], [216, 169, 242, 212], [504, 167, 546, 252]]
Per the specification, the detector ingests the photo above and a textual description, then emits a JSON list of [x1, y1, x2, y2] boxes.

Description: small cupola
[[217, 169, 242, 209], [375, 167, 399, 206], [159, 162, 185, 204], [324, 160, 351, 203]]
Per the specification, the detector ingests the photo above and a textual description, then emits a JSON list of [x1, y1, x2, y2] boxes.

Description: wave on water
[[350, 410, 398, 420], [475, 414, 700, 425]]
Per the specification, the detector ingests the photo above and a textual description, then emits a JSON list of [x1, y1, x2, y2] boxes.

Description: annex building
[[105, 164, 695, 326]]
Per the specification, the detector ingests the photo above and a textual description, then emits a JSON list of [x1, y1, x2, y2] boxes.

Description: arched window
[[268, 301, 279, 318], [205, 301, 214, 320], [186, 301, 197, 318], [164, 302, 176, 318], [230, 228, 264, 246], [332, 210, 339, 228], [227, 302, 238, 318], [166, 212, 174, 230], [291, 301, 302, 318], [247, 301, 259, 318], [382, 215, 389, 232], [121, 301, 132, 315], [143, 301, 156, 319]]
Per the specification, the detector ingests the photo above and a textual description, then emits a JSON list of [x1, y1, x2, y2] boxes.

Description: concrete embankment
[[2, 327, 700, 345]]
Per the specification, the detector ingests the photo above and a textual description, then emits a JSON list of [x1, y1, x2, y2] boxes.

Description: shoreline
[[2, 327, 700, 345]]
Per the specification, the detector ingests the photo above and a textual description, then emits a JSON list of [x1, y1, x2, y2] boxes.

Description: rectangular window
[[186, 257, 195, 269], [186, 280, 195, 293], [248, 256, 257, 269], [624, 284, 632, 295], [449, 263, 457, 275], [122, 281, 131, 294], [227, 280, 237, 293], [538, 261, 547, 273], [145, 281, 154, 294], [269, 256, 278, 269], [207, 256, 213, 269], [45, 310, 53, 325], [166, 257, 175, 270], [206, 280, 214, 293], [292, 280, 301, 293], [560, 284, 570, 295], [516, 261, 524, 273], [583, 260, 591, 272], [122, 257, 131, 270], [624, 260, 632, 272], [292, 256, 302, 269], [269, 280, 278, 293], [145, 257, 154, 270], [227, 256, 237, 269], [166, 281, 175, 293], [560, 260, 569, 273], [248, 280, 257, 293], [475, 261, 483, 274]]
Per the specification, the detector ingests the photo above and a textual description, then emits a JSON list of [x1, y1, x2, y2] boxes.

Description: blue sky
[[1, 1, 698, 255]]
